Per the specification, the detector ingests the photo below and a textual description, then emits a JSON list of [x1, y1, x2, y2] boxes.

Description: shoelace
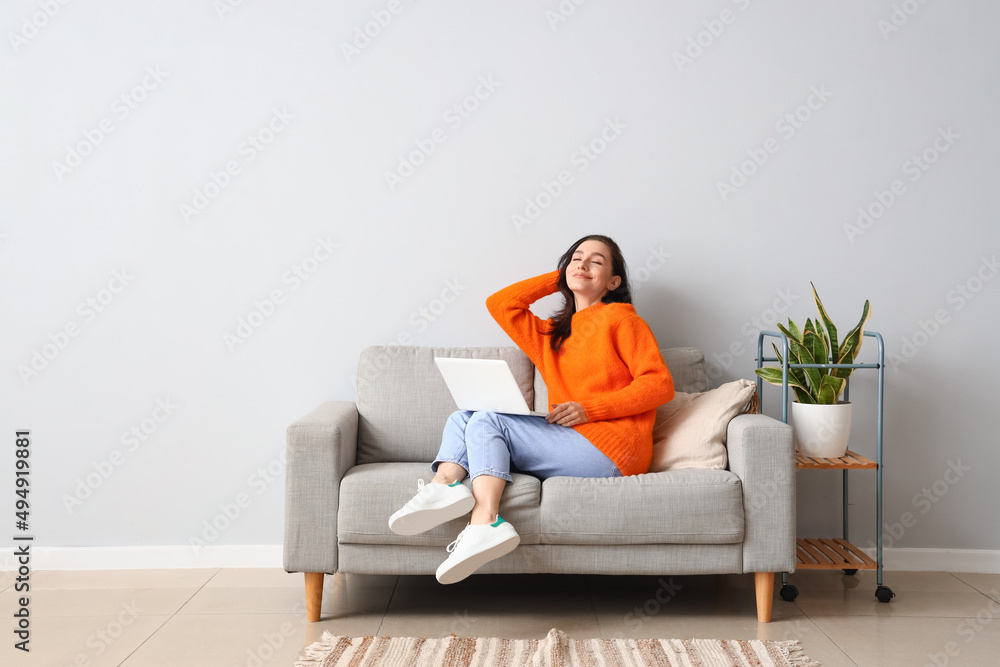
[[400, 479, 426, 513], [446, 525, 470, 553], [405, 479, 429, 507]]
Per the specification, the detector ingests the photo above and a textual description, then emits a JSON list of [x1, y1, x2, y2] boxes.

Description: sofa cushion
[[338, 462, 542, 546], [539, 469, 744, 545], [532, 347, 709, 410], [649, 379, 757, 472], [355, 346, 534, 464]]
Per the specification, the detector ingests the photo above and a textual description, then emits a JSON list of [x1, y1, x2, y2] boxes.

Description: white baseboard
[[0, 545, 283, 571], [863, 547, 1000, 574], [2, 545, 999, 574]]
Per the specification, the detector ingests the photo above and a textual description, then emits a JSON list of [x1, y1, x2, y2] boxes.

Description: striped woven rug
[[294, 627, 819, 666]]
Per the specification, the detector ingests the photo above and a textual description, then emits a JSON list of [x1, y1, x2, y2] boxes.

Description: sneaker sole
[[388, 495, 476, 536], [435, 531, 521, 585]]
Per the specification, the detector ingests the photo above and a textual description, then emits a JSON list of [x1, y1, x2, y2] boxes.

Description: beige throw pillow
[[649, 379, 758, 472]]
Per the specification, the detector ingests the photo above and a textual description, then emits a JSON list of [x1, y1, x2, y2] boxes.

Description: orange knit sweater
[[486, 270, 675, 476]]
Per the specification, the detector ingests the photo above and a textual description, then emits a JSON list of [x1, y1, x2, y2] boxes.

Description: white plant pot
[[791, 401, 852, 459]]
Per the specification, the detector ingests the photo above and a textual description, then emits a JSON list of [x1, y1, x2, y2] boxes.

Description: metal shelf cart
[[756, 330, 895, 604]]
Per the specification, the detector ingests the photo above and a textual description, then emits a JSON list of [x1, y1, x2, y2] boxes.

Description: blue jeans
[[432, 410, 622, 483]]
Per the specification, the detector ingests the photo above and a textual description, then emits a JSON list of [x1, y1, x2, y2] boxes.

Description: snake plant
[[755, 283, 871, 405]]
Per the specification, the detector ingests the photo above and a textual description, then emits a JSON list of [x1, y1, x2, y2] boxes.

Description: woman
[[388, 235, 675, 584]]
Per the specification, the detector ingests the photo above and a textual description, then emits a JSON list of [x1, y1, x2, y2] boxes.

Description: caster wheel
[[875, 586, 895, 603], [780, 584, 799, 602], [842, 569, 858, 576]]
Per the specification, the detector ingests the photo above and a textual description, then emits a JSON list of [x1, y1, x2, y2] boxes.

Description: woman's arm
[[485, 270, 560, 368], [577, 315, 675, 422]]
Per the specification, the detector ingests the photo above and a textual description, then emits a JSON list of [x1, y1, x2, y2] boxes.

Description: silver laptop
[[434, 357, 548, 417]]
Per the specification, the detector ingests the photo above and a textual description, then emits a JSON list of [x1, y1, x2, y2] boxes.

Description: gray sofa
[[283, 345, 796, 623]]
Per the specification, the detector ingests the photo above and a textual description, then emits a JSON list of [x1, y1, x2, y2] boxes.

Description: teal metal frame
[[755, 330, 887, 593]]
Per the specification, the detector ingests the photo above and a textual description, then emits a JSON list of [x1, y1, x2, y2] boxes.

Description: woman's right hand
[[546, 402, 589, 427]]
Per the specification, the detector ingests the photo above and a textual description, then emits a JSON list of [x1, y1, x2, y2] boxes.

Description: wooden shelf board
[[795, 449, 877, 469], [796, 538, 878, 569]]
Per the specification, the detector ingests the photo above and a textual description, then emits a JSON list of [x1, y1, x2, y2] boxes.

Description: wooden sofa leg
[[305, 572, 324, 622], [754, 572, 774, 622]]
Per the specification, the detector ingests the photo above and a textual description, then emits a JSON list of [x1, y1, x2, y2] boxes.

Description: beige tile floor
[[2, 567, 999, 666]]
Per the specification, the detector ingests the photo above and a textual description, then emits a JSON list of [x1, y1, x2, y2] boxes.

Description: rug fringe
[[780, 640, 821, 667], [295, 630, 342, 667], [294, 630, 820, 667]]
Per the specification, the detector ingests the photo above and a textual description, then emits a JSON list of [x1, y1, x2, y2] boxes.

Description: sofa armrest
[[283, 401, 358, 575], [726, 413, 796, 574]]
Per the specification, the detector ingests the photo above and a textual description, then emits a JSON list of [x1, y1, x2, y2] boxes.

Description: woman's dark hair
[[548, 234, 631, 352]]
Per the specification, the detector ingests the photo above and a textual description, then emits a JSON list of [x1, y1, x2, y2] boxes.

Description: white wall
[[2, 0, 997, 566]]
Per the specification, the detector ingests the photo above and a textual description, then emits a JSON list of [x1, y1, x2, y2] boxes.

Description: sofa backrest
[[355, 346, 535, 464], [662, 347, 710, 393], [354, 345, 709, 464]]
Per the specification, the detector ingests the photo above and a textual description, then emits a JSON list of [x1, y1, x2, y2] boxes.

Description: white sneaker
[[435, 516, 520, 584], [388, 479, 475, 536]]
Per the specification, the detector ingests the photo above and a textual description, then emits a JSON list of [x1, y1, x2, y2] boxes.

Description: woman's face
[[565, 239, 621, 305]]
